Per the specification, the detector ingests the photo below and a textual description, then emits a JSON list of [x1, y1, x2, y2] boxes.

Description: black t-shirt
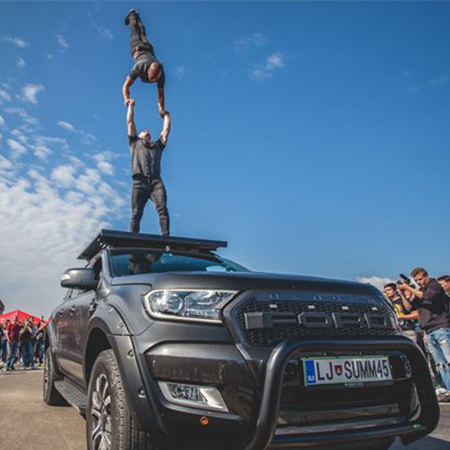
[[128, 135, 165, 179], [411, 279, 450, 332], [392, 297, 416, 331], [129, 52, 165, 88], [21, 327, 32, 342]]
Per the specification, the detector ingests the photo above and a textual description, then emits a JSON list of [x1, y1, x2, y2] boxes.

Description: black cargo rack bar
[[78, 229, 227, 260], [244, 336, 440, 450]]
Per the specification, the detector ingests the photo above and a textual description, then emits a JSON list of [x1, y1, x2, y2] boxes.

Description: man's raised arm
[[127, 100, 137, 137], [158, 85, 165, 117], [160, 111, 171, 146], [122, 76, 135, 107]]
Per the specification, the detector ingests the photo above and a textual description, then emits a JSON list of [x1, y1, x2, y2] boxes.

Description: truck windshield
[[109, 250, 250, 277]]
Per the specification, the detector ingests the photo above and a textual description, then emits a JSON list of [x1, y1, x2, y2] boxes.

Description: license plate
[[303, 356, 392, 386]]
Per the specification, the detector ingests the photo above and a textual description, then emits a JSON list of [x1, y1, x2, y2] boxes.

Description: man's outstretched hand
[[159, 107, 166, 117], [125, 98, 135, 107]]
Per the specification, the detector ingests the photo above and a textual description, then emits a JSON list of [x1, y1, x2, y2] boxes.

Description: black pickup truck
[[44, 230, 439, 450]]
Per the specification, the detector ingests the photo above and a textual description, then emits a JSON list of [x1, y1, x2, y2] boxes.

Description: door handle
[[57, 309, 64, 317], [69, 305, 76, 315]]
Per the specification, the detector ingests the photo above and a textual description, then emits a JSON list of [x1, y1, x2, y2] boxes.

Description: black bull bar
[[244, 336, 440, 450]]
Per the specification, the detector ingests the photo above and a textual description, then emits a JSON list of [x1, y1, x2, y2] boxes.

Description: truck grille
[[235, 294, 397, 348]]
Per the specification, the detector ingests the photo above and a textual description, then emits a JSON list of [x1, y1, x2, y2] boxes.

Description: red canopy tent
[[0, 310, 46, 325]]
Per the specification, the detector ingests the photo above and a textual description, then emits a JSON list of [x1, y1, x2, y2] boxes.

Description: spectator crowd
[[383, 269, 450, 404], [0, 316, 47, 371]]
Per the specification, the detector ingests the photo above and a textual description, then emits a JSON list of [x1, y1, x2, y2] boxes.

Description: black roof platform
[[78, 229, 227, 260]]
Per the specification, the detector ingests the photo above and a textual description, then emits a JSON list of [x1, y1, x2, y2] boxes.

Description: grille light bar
[[159, 382, 229, 412]]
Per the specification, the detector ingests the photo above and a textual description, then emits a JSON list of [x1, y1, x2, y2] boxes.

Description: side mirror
[[61, 268, 98, 290]]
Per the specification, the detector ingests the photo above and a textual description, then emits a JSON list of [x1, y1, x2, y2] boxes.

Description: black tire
[[86, 349, 163, 450], [43, 347, 67, 406]]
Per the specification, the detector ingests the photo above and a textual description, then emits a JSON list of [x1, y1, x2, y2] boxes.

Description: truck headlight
[[143, 290, 237, 322]]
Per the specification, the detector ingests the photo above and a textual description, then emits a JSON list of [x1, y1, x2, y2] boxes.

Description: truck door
[[76, 256, 104, 388], [55, 289, 81, 378]]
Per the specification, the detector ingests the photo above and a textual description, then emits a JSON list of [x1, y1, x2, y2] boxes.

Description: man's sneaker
[[125, 9, 138, 25], [436, 387, 447, 396]]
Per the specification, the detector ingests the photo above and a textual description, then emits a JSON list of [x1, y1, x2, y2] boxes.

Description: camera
[[396, 273, 412, 285]]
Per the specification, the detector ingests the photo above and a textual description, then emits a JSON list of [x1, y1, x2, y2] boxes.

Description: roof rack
[[78, 229, 227, 260]]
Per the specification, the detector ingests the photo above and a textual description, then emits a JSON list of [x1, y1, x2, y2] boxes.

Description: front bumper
[[244, 336, 439, 450], [127, 333, 439, 449]]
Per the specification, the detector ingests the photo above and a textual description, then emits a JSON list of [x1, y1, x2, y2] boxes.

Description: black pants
[[129, 13, 155, 60], [130, 177, 170, 236]]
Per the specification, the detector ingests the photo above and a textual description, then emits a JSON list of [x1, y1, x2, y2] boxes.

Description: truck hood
[[111, 271, 378, 296]]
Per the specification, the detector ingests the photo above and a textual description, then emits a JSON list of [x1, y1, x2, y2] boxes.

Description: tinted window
[[109, 250, 249, 277]]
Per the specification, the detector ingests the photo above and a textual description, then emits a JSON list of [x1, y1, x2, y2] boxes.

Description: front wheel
[[86, 349, 163, 450]]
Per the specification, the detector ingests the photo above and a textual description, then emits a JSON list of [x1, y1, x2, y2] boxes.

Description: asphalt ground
[[0, 369, 449, 450]]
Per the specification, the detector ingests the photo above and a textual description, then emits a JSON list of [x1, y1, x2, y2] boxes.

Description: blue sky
[[0, 1, 449, 316]]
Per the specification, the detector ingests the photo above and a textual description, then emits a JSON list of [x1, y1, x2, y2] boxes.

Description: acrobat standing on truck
[[126, 99, 171, 236], [123, 9, 166, 116]]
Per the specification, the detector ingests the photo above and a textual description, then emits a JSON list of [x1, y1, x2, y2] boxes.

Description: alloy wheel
[[90, 373, 112, 450]]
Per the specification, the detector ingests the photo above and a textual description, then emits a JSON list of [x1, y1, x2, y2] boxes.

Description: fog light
[[159, 382, 228, 412]]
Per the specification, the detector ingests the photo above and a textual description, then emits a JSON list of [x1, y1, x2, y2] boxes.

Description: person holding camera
[[20, 318, 36, 370], [35, 319, 46, 366], [438, 275, 450, 297], [398, 267, 450, 402], [383, 282, 419, 344]]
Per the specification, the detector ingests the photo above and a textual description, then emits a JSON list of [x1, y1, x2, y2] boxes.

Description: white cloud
[[2, 35, 30, 48], [0, 114, 5, 127], [234, 33, 268, 52], [21, 83, 45, 105], [0, 89, 12, 103], [82, 133, 97, 145], [89, 14, 114, 40], [0, 153, 14, 179], [356, 276, 395, 293], [76, 167, 102, 194], [32, 144, 52, 160], [58, 120, 97, 145], [58, 120, 75, 132], [252, 52, 286, 81], [98, 26, 114, 40], [17, 57, 26, 69], [172, 66, 186, 79], [94, 153, 114, 175], [36, 135, 69, 152], [266, 53, 285, 70], [10, 129, 28, 145], [4, 108, 40, 134], [5, 107, 38, 124], [57, 34, 69, 52], [7, 138, 27, 158], [428, 75, 449, 87], [0, 154, 12, 169], [52, 165, 76, 188], [47, 54, 54, 60], [0, 164, 126, 316]]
